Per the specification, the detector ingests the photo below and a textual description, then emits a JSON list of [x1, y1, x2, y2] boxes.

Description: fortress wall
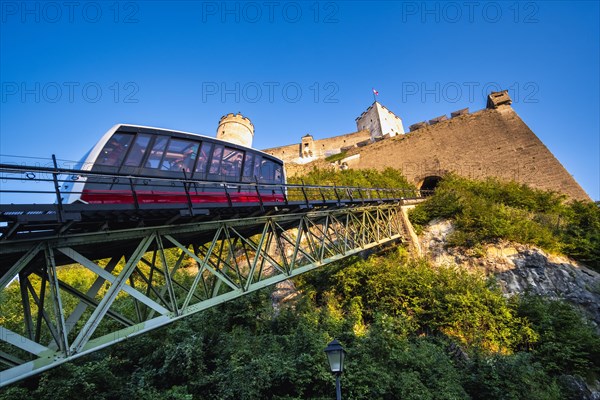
[[312, 130, 371, 155], [354, 105, 590, 201], [263, 130, 371, 162], [263, 143, 300, 163]]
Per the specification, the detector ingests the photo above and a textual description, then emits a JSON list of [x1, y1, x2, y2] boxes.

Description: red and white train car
[[62, 124, 285, 204]]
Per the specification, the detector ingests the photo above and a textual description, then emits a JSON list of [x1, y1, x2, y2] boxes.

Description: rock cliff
[[419, 219, 600, 326]]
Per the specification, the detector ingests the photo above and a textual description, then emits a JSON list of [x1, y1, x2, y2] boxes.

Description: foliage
[[298, 250, 536, 353], [324, 151, 347, 162], [2, 172, 598, 399], [464, 352, 562, 400], [344, 324, 469, 400], [409, 175, 600, 270], [288, 166, 416, 192], [515, 295, 600, 379], [559, 200, 600, 268], [2, 249, 597, 399]]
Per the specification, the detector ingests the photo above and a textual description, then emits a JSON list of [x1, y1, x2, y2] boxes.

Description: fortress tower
[[355, 102, 405, 140], [217, 113, 254, 148], [301, 134, 315, 159]]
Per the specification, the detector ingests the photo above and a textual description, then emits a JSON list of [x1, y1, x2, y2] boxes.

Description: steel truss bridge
[[0, 162, 425, 387]]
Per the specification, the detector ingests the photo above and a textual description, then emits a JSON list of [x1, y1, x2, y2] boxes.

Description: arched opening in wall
[[419, 176, 442, 195]]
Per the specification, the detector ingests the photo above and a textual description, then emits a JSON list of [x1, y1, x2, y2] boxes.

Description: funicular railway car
[[62, 124, 285, 204]]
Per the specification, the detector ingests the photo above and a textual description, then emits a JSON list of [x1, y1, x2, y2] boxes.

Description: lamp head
[[324, 339, 346, 374]]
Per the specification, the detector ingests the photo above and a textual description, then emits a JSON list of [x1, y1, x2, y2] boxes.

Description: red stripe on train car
[[80, 190, 284, 204]]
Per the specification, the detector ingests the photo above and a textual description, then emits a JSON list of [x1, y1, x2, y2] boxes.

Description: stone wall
[[261, 93, 589, 201], [263, 130, 371, 163], [353, 105, 590, 201]]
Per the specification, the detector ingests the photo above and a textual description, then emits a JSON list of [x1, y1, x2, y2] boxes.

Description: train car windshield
[[97, 133, 133, 167], [123, 134, 151, 167], [259, 159, 284, 184], [274, 164, 283, 183]]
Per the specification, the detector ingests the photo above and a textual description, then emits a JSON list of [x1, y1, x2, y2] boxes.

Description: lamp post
[[324, 339, 346, 400]]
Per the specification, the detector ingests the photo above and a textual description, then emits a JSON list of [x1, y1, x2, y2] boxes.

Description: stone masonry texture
[[352, 105, 590, 200], [267, 104, 590, 201]]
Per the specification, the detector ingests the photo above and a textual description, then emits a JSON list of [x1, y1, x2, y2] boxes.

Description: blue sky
[[1, 1, 599, 200]]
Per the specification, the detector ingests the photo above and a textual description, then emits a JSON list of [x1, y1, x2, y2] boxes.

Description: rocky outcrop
[[497, 250, 599, 324], [419, 219, 600, 326]]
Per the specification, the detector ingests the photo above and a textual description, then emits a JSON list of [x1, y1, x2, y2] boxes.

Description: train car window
[[194, 142, 213, 176], [161, 139, 199, 173], [123, 134, 151, 167], [253, 155, 262, 180], [260, 159, 276, 183], [242, 152, 254, 179], [221, 147, 243, 179], [274, 164, 284, 183], [208, 145, 224, 174], [146, 137, 169, 169], [97, 133, 133, 167]]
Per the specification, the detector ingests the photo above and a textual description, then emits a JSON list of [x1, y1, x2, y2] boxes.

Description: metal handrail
[[0, 162, 425, 206]]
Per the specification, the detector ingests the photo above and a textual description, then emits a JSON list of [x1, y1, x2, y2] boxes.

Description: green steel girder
[[0, 203, 406, 387]]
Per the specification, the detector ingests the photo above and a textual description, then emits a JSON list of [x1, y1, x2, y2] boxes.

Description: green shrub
[[409, 175, 600, 270], [324, 151, 347, 162], [464, 352, 562, 400], [299, 250, 537, 353], [516, 295, 600, 379], [289, 166, 415, 192]]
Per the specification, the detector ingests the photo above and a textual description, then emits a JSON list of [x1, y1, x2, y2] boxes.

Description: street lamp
[[324, 339, 346, 400]]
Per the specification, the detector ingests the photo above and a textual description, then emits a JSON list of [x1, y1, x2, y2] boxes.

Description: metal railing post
[[223, 183, 233, 207], [319, 187, 326, 204], [182, 170, 193, 215], [254, 177, 264, 212], [128, 178, 140, 210], [333, 185, 341, 206], [300, 179, 310, 207], [51, 154, 64, 223], [357, 187, 365, 204]]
